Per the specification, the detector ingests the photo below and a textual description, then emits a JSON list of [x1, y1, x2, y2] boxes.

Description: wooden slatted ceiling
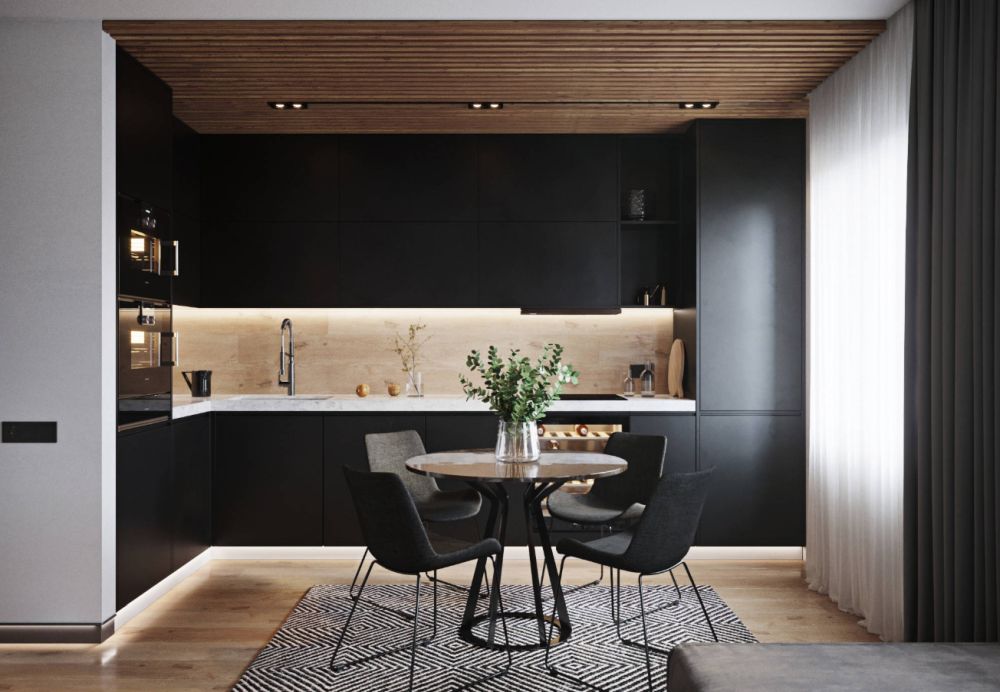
[[103, 20, 885, 134]]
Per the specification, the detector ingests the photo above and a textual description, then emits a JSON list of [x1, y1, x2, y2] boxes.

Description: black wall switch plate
[[2, 422, 57, 443]]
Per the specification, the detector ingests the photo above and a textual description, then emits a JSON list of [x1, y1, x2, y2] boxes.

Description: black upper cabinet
[[478, 222, 619, 307], [478, 136, 618, 221], [117, 424, 174, 609], [697, 414, 805, 546], [116, 47, 172, 210], [324, 415, 426, 546], [339, 136, 477, 221], [696, 120, 805, 412], [172, 118, 201, 306], [194, 133, 669, 308], [213, 415, 324, 545], [171, 414, 212, 569], [201, 221, 338, 307], [203, 136, 339, 222], [338, 222, 477, 306]]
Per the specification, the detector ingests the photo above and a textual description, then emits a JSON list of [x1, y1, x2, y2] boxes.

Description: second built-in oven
[[117, 297, 175, 431]]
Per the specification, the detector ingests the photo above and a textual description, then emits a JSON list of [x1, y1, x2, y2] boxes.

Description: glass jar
[[406, 371, 423, 397], [495, 420, 540, 463], [640, 361, 655, 397], [623, 370, 636, 397]]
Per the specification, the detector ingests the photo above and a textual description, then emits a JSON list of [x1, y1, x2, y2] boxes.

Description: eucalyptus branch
[[392, 323, 429, 374], [459, 344, 579, 423]]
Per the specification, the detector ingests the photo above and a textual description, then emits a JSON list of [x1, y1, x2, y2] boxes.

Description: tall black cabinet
[[692, 120, 806, 546], [116, 47, 172, 210]]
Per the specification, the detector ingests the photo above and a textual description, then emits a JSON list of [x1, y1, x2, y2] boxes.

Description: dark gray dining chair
[[349, 430, 484, 608], [545, 432, 666, 594], [545, 469, 717, 691], [333, 468, 510, 691]]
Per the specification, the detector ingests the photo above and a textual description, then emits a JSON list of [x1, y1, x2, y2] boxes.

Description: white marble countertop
[[172, 393, 696, 419]]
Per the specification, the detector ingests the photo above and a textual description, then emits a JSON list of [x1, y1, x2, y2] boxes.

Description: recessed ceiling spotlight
[[291, 103, 303, 109], [678, 101, 718, 110], [271, 102, 286, 109], [469, 102, 484, 109], [488, 103, 503, 109], [268, 101, 308, 110], [682, 103, 696, 109], [700, 102, 716, 109]]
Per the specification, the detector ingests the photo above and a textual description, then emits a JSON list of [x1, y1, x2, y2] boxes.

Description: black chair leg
[[615, 568, 682, 625], [613, 573, 672, 658], [670, 568, 683, 606], [348, 547, 369, 598], [682, 561, 719, 642], [331, 560, 374, 671], [637, 574, 654, 691], [331, 565, 438, 676], [408, 574, 421, 692], [350, 549, 415, 622]]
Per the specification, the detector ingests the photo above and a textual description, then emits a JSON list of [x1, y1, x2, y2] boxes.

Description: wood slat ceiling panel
[[104, 20, 884, 134]]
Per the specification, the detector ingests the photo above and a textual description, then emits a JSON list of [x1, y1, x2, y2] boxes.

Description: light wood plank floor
[[0, 559, 877, 691]]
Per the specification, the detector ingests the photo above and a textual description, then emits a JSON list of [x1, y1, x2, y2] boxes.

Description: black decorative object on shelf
[[626, 189, 646, 220]]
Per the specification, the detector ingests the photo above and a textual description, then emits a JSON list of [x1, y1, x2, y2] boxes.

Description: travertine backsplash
[[172, 307, 674, 396]]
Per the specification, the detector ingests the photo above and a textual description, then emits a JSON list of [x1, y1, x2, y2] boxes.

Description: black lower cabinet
[[171, 414, 212, 568], [424, 413, 496, 452], [628, 414, 697, 474], [696, 414, 805, 546], [324, 415, 426, 545], [213, 415, 323, 545], [117, 424, 174, 610]]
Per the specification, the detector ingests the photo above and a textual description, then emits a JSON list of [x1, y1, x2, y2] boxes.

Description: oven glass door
[[118, 195, 172, 301], [118, 299, 173, 430]]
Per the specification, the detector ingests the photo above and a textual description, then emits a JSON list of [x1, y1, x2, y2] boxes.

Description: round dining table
[[405, 450, 627, 652]]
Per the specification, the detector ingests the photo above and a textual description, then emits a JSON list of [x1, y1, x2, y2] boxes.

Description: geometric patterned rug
[[233, 582, 756, 691]]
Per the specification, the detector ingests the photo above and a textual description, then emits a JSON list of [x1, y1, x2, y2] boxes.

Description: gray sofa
[[668, 643, 1000, 691]]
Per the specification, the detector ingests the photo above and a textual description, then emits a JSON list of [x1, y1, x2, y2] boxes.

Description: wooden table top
[[405, 450, 627, 483]]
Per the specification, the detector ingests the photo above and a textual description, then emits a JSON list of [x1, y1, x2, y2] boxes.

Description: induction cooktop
[[557, 394, 628, 401]]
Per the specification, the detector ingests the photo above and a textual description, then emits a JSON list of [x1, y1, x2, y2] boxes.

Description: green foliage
[[459, 344, 579, 423]]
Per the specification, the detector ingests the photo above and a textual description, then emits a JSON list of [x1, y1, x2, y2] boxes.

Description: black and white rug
[[234, 582, 756, 691]]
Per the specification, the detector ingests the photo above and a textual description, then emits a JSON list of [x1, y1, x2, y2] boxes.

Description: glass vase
[[495, 420, 540, 463], [406, 371, 423, 397]]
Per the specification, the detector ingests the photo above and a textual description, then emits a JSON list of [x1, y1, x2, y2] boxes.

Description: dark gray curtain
[[904, 0, 1000, 641]]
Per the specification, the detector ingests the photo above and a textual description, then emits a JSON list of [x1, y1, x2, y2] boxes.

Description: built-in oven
[[117, 297, 175, 431], [118, 194, 175, 301]]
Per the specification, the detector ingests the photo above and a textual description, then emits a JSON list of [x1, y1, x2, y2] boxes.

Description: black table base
[[458, 480, 573, 652]]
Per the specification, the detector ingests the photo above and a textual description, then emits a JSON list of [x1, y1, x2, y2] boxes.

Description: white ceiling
[[1, 0, 910, 21]]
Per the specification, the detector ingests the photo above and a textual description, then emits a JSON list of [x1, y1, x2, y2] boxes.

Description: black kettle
[[182, 370, 212, 397]]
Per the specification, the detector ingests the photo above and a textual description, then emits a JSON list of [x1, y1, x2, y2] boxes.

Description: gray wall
[[0, 20, 116, 624]]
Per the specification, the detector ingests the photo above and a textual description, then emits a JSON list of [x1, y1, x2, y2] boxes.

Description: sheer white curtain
[[806, 3, 912, 641]]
